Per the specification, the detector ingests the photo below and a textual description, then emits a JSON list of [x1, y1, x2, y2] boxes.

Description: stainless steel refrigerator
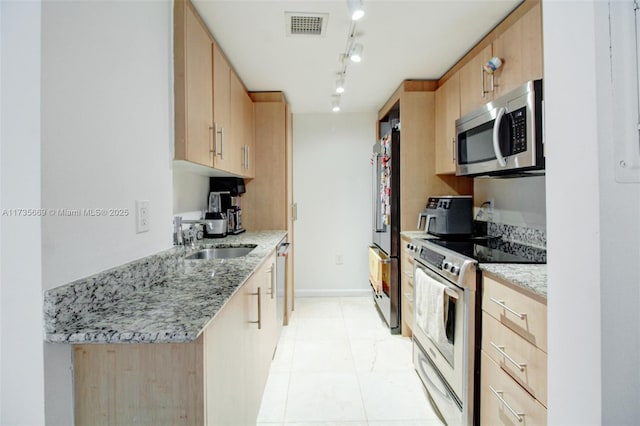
[[370, 126, 400, 334]]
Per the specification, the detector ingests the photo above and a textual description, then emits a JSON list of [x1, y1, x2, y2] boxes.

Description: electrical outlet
[[335, 254, 344, 265], [136, 200, 150, 233]]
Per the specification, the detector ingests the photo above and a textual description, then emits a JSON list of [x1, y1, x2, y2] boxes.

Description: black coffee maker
[[209, 177, 246, 235]]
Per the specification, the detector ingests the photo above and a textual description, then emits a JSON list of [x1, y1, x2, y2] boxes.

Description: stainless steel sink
[[185, 244, 257, 260]]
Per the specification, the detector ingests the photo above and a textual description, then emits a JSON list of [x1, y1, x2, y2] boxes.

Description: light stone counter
[[44, 231, 286, 344], [480, 264, 547, 300], [400, 230, 430, 241]]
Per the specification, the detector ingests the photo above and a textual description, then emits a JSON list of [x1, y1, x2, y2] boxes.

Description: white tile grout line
[[341, 297, 372, 425]]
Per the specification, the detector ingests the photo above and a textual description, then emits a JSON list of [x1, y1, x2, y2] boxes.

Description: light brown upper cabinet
[[457, 1, 543, 117], [435, 74, 461, 175], [174, 0, 215, 167], [174, 0, 256, 178], [242, 89, 256, 178], [492, 2, 543, 97], [458, 44, 493, 117], [230, 71, 255, 178], [211, 43, 235, 173]]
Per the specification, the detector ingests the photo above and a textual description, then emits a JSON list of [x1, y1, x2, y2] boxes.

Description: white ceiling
[[191, 0, 522, 114]]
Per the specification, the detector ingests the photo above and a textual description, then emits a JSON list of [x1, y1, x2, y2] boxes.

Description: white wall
[[40, 1, 174, 423], [598, 1, 640, 423], [544, 1, 603, 423], [0, 1, 46, 424], [474, 176, 546, 229], [293, 113, 375, 296]]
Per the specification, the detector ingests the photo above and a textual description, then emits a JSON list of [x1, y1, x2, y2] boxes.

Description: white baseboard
[[295, 288, 371, 298]]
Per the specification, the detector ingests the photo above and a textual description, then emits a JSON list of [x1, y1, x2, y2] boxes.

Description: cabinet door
[[243, 101, 287, 230], [182, 5, 214, 167], [73, 342, 204, 426], [459, 44, 493, 117], [212, 43, 233, 172], [243, 88, 256, 178], [230, 71, 255, 178], [435, 74, 460, 175], [228, 71, 246, 176], [245, 253, 278, 423], [203, 282, 249, 425], [285, 103, 294, 320], [400, 235, 415, 336], [492, 3, 543, 97], [259, 254, 278, 373]]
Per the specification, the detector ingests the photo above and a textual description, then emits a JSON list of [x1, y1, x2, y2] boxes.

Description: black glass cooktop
[[427, 237, 546, 264]]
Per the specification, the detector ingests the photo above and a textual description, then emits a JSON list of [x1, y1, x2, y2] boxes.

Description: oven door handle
[[493, 107, 508, 167], [414, 265, 460, 300]]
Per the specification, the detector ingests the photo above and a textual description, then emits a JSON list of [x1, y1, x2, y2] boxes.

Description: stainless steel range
[[408, 238, 478, 426], [409, 235, 546, 425]]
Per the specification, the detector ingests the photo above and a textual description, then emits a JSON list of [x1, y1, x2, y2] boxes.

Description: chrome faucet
[[173, 216, 184, 246], [173, 215, 216, 246]]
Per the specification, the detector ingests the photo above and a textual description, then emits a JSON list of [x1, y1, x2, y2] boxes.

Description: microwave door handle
[[493, 107, 508, 167]]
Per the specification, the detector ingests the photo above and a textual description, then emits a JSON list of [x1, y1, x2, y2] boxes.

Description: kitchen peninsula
[[44, 231, 285, 425]]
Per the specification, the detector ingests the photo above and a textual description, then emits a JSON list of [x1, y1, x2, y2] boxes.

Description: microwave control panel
[[509, 107, 527, 154]]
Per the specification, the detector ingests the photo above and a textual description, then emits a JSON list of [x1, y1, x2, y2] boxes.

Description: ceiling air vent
[[285, 12, 328, 37]]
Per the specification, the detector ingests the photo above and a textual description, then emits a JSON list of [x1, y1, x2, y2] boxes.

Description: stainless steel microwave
[[455, 79, 544, 177]]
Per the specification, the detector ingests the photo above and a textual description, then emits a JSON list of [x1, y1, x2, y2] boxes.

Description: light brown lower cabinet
[[400, 235, 415, 337], [480, 351, 547, 426], [480, 273, 547, 425], [73, 251, 277, 426]]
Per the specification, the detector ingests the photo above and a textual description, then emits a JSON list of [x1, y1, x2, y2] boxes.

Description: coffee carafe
[[221, 193, 245, 235], [204, 192, 227, 238]]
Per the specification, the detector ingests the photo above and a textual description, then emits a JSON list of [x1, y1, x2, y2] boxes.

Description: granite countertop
[[480, 263, 547, 300], [44, 231, 287, 344], [400, 230, 430, 240]]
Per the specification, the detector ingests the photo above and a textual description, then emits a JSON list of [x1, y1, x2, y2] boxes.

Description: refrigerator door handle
[[373, 153, 385, 232]]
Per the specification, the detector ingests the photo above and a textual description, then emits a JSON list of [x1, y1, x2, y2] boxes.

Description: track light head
[[349, 43, 363, 63], [348, 0, 365, 21], [331, 98, 341, 112]]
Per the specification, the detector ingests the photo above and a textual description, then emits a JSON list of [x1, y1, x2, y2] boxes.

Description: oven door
[[414, 337, 463, 426], [412, 261, 465, 403]]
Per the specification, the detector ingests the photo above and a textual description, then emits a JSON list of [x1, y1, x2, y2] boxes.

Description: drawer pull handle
[[490, 298, 527, 319], [489, 385, 524, 423], [249, 287, 262, 330], [490, 341, 526, 371]]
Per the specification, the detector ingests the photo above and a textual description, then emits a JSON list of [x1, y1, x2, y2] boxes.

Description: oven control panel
[[409, 239, 477, 290]]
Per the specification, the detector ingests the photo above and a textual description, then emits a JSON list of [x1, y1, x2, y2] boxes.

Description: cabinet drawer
[[368, 246, 389, 292], [483, 275, 547, 352], [402, 291, 414, 324], [482, 312, 547, 407], [480, 351, 547, 426]]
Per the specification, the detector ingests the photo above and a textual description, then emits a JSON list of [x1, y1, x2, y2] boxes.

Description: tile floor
[[257, 296, 445, 426]]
